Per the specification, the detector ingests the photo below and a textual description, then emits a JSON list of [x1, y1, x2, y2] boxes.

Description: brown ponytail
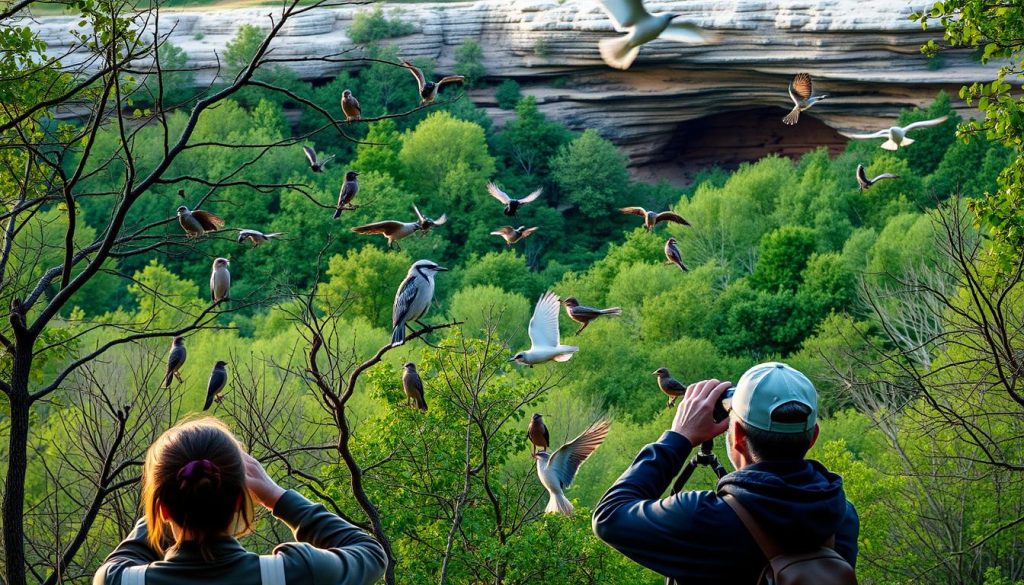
[[142, 416, 253, 559]]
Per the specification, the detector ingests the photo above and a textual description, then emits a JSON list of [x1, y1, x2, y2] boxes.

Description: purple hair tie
[[177, 459, 221, 491]]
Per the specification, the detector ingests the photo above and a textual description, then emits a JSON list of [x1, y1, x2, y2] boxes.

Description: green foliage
[[454, 39, 486, 87], [224, 24, 264, 77], [320, 246, 412, 325], [495, 79, 522, 109], [552, 129, 629, 219], [457, 250, 545, 300], [347, 6, 414, 45], [751, 226, 818, 292]]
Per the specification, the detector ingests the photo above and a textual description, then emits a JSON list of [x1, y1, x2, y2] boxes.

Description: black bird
[[162, 336, 186, 388], [402, 362, 427, 411], [562, 297, 622, 335], [203, 361, 228, 411], [334, 171, 359, 219], [401, 60, 465, 104], [527, 413, 550, 455], [855, 164, 900, 192], [653, 367, 686, 407], [302, 145, 335, 173], [486, 182, 543, 217]]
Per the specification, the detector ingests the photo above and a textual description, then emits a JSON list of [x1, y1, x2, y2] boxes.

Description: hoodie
[[592, 432, 858, 584]]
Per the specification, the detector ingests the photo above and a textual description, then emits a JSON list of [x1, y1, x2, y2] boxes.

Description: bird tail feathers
[[333, 208, 343, 219], [416, 395, 427, 411], [546, 493, 574, 516], [599, 35, 640, 71], [553, 346, 579, 362], [601, 307, 622, 315], [881, 138, 902, 150], [203, 394, 214, 411], [391, 323, 406, 346], [162, 371, 173, 388], [782, 106, 800, 125]]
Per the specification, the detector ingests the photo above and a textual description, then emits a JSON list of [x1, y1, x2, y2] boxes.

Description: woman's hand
[[242, 452, 286, 510]]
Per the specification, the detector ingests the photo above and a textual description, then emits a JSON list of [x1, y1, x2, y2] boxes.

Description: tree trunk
[[3, 346, 33, 585]]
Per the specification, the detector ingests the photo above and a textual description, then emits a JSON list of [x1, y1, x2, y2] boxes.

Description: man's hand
[[670, 379, 732, 445]]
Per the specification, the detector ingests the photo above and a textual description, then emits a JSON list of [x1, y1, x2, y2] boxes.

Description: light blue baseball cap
[[729, 362, 817, 433]]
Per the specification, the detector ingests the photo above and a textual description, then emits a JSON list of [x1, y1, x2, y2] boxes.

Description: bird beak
[[508, 357, 516, 362], [435, 266, 449, 272], [652, 370, 659, 375]]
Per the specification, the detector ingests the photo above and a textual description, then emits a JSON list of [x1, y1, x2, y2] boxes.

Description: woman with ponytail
[[93, 417, 386, 585]]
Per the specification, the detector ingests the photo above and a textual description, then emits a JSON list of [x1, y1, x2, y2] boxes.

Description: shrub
[[348, 6, 414, 45], [495, 79, 521, 109]]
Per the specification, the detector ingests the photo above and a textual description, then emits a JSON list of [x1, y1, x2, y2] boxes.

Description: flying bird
[[237, 229, 282, 248], [782, 73, 828, 125], [510, 291, 579, 366], [401, 59, 465, 104], [162, 336, 187, 388], [413, 204, 447, 234], [203, 361, 228, 411], [210, 257, 230, 303], [401, 362, 427, 411], [855, 164, 900, 191], [491, 225, 538, 246], [562, 297, 621, 335], [486, 182, 542, 217], [302, 145, 335, 173], [527, 413, 550, 456], [664, 237, 687, 272], [391, 260, 448, 346], [341, 89, 361, 122], [177, 206, 224, 237], [653, 367, 686, 407], [841, 115, 950, 150], [595, 0, 712, 70], [620, 207, 690, 231], [334, 171, 360, 219], [535, 418, 612, 516], [352, 206, 446, 250]]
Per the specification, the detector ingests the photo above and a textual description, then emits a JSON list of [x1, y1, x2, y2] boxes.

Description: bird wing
[[841, 129, 888, 140], [791, 73, 813, 100], [402, 59, 426, 91], [518, 187, 543, 204], [207, 368, 227, 394], [350, 94, 361, 112], [486, 182, 512, 204], [413, 204, 426, 223], [571, 305, 610, 319], [491, 226, 514, 237], [520, 227, 539, 237], [437, 75, 465, 90], [191, 210, 224, 230], [528, 291, 562, 349], [433, 213, 448, 226], [661, 21, 710, 44], [392, 273, 418, 327], [264, 232, 283, 238], [654, 211, 691, 226], [855, 164, 868, 187], [352, 221, 404, 235], [167, 346, 186, 370], [338, 181, 357, 206], [238, 229, 259, 239], [404, 369, 424, 395], [547, 419, 611, 490], [302, 145, 317, 165], [596, 0, 646, 30], [664, 377, 686, 393], [619, 206, 647, 217], [871, 173, 900, 182], [903, 115, 949, 132]]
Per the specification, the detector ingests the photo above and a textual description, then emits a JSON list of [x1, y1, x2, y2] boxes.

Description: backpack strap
[[119, 565, 147, 585], [721, 494, 782, 560], [259, 554, 286, 585]]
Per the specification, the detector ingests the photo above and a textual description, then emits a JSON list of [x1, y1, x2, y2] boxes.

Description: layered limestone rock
[[28, 0, 999, 169]]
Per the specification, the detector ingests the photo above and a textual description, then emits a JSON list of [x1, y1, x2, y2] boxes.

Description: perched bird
[[596, 0, 711, 70], [664, 237, 687, 272], [841, 115, 949, 150], [653, 367, 686, 407], [782, 73, 828, 126], [302, 145, 335, 173], [210, 257, 230, 303], [620, 206, 690, 231], [535, 418, 612, 516], [341, 89, 361, 122], [162, 336, 187, 388], [527, 413, 550, 455], [334, 171, 359, 219], [486, 182, 542, 217], [177, 205, 224, 237], [203, 361, 228, 411], [237, 229, 282, 248], [562, 297, 622, 335], [413, 204, 448, 234], [401, 59, 465, 104], [391, 260, 449, 346], [855, 164, 900, 192], [510, 291, 579, 366], [491, 225, 538, 246], [401, 362, 427, 411]]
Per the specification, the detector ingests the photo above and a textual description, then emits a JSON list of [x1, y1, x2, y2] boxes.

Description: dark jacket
[[592, 432, 858, 584], [94, 490, 386, 585]]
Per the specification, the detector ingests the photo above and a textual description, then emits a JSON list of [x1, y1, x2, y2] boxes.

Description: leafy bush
[[348, 6, 415, 45], [495, 79, 522, 109], [454, 39, 485, 87]]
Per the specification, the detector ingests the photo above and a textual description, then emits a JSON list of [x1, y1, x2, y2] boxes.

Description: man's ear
[[730, 418, 747, 447], [808, 423, 821, 450]]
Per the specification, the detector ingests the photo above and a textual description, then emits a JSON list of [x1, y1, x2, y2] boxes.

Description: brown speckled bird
[[177, 206, 224, 237], [402, 59, 465, 104], [402, 362, 427, 411], [491, 225, 538, 246], [653, 367, 686, 407], [620, 206, 690, 231], [527, 412, 550, 456], [782, 73, 828, 126], [664, 237, 687, 271], [341, 89, 361, 121], [562, 297, 622, 335]]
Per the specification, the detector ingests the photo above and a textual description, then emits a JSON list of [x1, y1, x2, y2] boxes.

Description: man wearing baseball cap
[[593, 363, 859, 584]]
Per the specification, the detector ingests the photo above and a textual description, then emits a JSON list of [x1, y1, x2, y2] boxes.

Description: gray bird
[[562, 297, 622, 335], [664, 237, 687, 272], [855, 164, 900, 191], [237, 229, 283, 248], [341, 89, 361, 122], [334, 171, 359, 219], [535, 418, 611, 516], [653, 367, 686, 407], [486, 182, 542, 217], [352, 205, 446, 250], [177, 205, 224, 237], [162, 336, 187, 388], [510, 291, 579, 366], [210, 257, 230, 303], [401, 362, 427, 411], [782, 73, 828, 126], [401, 59, 465, 104], [302, 145, 335, 173], [841, 115, 949, 150], [491, 225, 538, 246], [203, 361, 228, 411], [391, 260, 448, 346], [413, 204, 448, 234], [596, 0, 711, 70], [527, 412, 550, 456], [620, 207, 691, 231]]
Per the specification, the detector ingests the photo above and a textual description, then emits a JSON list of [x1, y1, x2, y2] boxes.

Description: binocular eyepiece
[[712, 387, 735, 423]]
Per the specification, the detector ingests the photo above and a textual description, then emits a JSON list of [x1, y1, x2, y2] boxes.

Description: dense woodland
[[2, 2, 1024, 585]]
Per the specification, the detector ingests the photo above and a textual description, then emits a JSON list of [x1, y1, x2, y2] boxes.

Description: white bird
[[391, 260, 448, 346], [237, 229, 283, 248], [535, 418, 612, 516], [510, 291, 579, 366], [841, 115, 950, 151], [210, 257, 230, 303], [855, 164, 900, 192], [595, 0, 712, 71], [782, 73, 828, 126]]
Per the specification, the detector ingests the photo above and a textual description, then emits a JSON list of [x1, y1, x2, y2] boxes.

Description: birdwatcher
[[93, 416, 386, 585], [593, 362, 859, 584]]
